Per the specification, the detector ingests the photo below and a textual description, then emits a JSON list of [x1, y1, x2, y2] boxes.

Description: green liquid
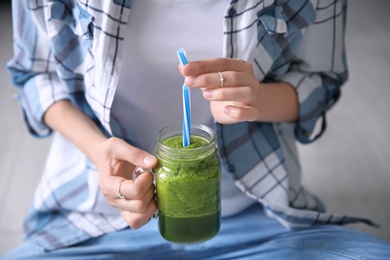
[[155, 135, 220, 244], [159, 212, 220, 244]]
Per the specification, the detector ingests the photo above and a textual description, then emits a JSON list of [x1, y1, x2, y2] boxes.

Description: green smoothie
[[155, 135, 220, 244]]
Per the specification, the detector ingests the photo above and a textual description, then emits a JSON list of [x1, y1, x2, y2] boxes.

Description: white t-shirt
[[112, 0, 256, 217]]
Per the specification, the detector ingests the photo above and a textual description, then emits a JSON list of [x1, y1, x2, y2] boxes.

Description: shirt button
[[229, 8, 238, 17]]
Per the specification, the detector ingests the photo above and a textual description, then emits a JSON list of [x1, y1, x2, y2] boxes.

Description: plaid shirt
[[7, 0, 374, 251]]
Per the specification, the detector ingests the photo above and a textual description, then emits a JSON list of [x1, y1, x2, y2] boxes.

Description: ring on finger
[[117, 180, 126, 199], [218, 71, 225, 88]]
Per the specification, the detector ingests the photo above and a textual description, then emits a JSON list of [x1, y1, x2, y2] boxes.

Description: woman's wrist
[[255, 81, 299, 123], [82, 121, 108, 164], [43, 99, 108, 164]]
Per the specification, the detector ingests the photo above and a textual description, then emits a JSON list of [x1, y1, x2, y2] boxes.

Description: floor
[[1, 0, 389, 255]]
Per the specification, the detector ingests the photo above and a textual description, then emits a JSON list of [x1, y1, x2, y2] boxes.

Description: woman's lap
[[3, 204, 390, 260]]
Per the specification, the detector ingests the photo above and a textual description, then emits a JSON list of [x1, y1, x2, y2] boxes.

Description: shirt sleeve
[[279, 0, 348, 144], [6, 1, 90, 138]]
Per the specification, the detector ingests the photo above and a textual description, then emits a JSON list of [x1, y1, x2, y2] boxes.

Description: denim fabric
[[3, 204, 390, 260]]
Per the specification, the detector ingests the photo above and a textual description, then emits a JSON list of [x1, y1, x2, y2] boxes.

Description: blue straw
[[177, 48, 188, 66], [177, 48, 191, 147], [182, 84, 191, 147]]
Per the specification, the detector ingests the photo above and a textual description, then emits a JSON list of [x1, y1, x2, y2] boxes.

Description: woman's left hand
[[181, 58, 260, 124]]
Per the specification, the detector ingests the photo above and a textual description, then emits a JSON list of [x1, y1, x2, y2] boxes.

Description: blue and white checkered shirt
[[7, 0, 374, 251]]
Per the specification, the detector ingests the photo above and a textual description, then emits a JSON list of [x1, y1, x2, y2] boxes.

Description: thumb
[[109, 138, 157, 168]]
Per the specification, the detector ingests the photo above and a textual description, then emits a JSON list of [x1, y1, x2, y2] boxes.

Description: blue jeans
[[3, 204, 390, 259]]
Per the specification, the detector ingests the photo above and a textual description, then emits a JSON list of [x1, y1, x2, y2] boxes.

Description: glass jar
[[154, 123, 221, 244]]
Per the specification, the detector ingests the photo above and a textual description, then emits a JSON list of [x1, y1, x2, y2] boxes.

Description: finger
[[105, 137, 157, 168], [203, 85, 256, 105], [224, 105, 259, 122], [185, 71, 257, 90], [182, 58, 252, 76], [177, 63, 184, 76], [120, 199, 157, 230], [118, 171, 154, 200], [115, 185, 155, 213]]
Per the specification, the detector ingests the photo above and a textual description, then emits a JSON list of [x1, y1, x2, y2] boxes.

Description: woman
[[4, 0, 390, 259]]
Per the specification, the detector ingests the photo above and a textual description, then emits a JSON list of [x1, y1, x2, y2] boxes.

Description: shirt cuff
[[280, 71, 337, 144], [17, 74, 71, 138]]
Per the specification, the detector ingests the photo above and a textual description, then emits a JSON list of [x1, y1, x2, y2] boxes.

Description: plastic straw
[[182, 83, 191, 147], [177, 48, 191, 147]]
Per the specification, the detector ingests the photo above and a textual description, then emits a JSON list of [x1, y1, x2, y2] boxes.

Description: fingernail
[[185, 77, 195, 86], [203, 90, 212, 99], [184, 65, 194, 75], [143, 155, 156, 166]]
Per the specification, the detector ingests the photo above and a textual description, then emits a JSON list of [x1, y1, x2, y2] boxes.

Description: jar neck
[[156, 123, 216, 161]]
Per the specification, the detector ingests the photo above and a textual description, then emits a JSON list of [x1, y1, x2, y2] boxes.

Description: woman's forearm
[[255, 81, 299, 123], [43, 99, 107, 163]]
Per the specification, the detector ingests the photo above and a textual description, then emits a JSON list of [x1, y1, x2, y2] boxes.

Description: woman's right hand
[[93, 137, 158, 230], [43, 100, 157, 229]]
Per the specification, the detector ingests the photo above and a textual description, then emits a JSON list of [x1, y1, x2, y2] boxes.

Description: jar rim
[[156, 123, 216, 157]]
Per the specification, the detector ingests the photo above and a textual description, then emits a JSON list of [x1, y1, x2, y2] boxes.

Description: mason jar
[[154, 123, 221, 244]]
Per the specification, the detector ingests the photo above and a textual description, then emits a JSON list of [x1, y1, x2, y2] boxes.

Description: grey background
[[1, 0, 389, 254]]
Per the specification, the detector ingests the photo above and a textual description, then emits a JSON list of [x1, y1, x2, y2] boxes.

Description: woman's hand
[[181, 58, 299, 124], [44, 100, 158, 230], [181, 58, 260, 124], [93, 137, 158, 229]]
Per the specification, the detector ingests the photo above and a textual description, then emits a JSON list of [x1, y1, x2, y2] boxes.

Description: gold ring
[[117, 180, 126, 199], [218, 71, 225, 87]]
